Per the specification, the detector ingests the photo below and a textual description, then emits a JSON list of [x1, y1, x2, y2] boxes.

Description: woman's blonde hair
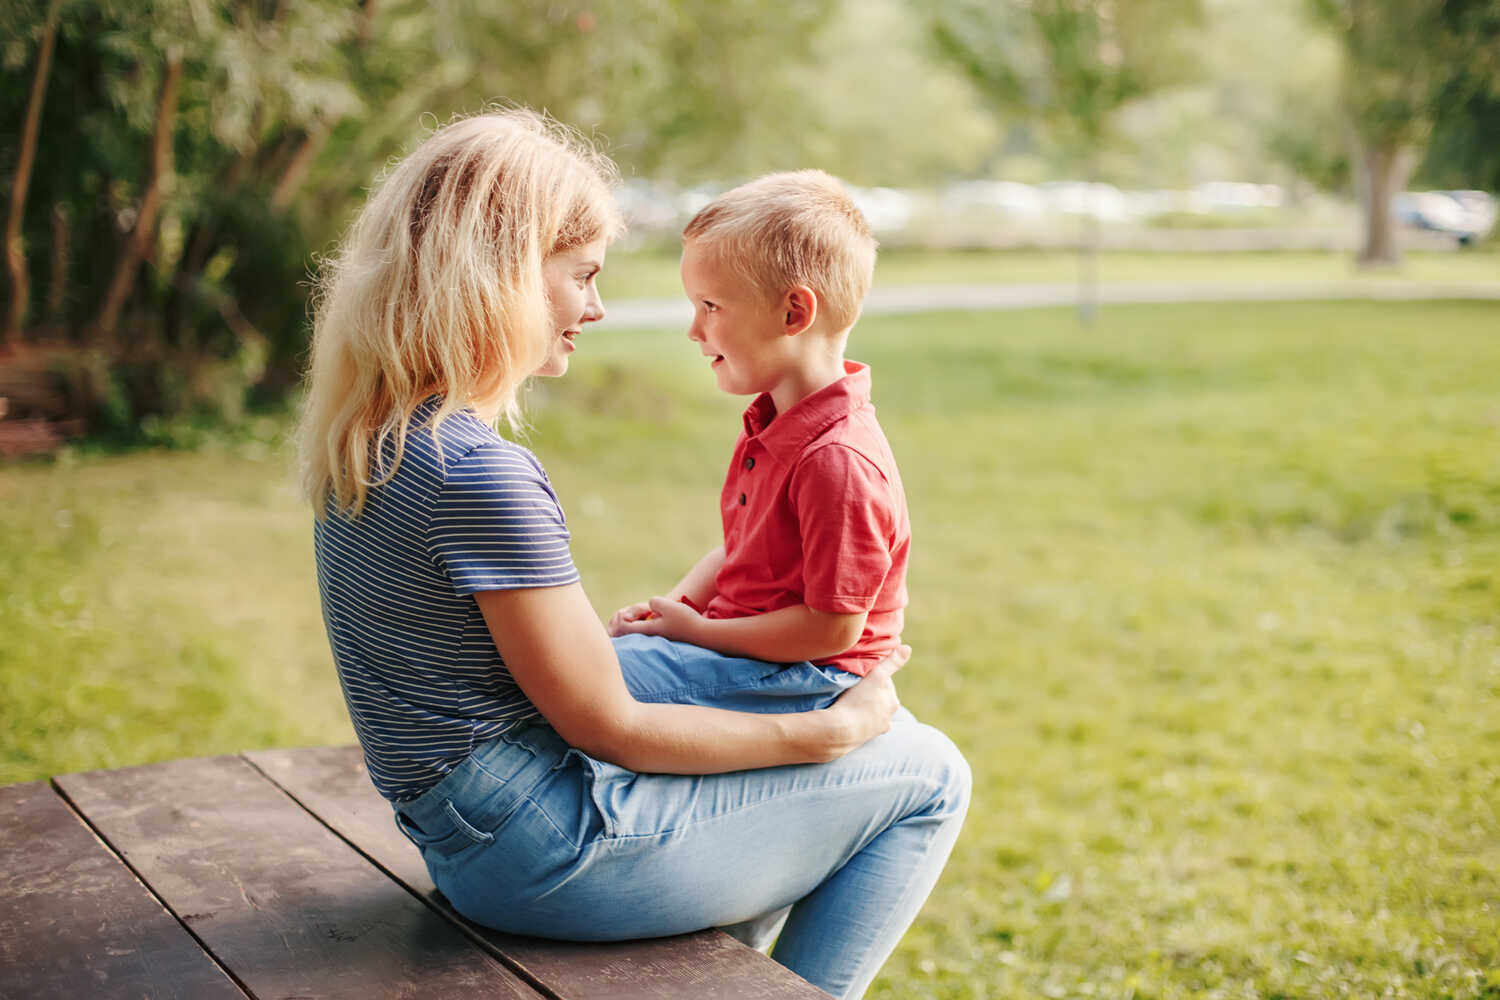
[[299, 108, 622, 518], [682, 170, 876, 332]]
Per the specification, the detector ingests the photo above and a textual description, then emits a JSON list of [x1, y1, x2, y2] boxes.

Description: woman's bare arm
[[476, 582, 904, 774]]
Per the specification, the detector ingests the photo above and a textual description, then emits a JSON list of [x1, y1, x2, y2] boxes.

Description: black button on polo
[[744, 456, 755, 471], [738, 493, 747, 505]]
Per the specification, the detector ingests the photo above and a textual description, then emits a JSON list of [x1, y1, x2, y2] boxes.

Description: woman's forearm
[[582, 700, 857, 773], [477, 582, 893, 776]]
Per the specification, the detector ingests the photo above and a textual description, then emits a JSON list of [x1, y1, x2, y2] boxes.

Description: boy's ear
[[782, 285, 818, 337]]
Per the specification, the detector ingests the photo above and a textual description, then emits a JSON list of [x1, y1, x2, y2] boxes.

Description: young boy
[[608, 170, 909, 713]]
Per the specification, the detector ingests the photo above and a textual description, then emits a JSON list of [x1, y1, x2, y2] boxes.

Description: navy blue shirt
[[313, 399, 578, 802]]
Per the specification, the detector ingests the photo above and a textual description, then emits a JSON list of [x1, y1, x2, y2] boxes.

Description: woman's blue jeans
[[393, 636, 971, 1000]]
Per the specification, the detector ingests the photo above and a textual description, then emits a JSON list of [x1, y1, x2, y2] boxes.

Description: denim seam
[[522, 789, 590, 848], [633, 669, 852, 703], [597, 772, 948, 844], [470, 755, 526, 785], [633, 677, 815, 701]]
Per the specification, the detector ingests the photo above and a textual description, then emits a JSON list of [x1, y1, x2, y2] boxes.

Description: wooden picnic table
[[1, 746, 831, 999]]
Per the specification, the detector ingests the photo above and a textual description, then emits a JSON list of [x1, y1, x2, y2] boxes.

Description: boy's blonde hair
[[299, 108, 622, 518], [682, 170, 877, 333]]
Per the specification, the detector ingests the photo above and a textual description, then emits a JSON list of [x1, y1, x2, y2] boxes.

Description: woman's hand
[[815, 643, 911, 760], [478, 584, 905, 775]]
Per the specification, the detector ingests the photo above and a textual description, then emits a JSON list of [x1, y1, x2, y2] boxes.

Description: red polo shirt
[[707, 361, 909, 676]]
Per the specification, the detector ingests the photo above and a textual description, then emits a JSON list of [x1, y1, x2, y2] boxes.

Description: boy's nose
[[687, 318, 704, 342]]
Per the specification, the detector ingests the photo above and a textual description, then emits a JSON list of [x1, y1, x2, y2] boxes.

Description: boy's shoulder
[[800, 394, 897, 462], [791, 409, 904, 503]]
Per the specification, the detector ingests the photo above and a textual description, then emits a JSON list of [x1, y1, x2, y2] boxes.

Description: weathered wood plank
[[246, 745, 835, 1000], [55, 755, 542, 1000], [0, 781, 245, 1000]]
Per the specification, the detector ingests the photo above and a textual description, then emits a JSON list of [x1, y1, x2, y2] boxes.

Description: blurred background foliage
[[3, 8, 1498, 995], [1, 0, 1498, 442]]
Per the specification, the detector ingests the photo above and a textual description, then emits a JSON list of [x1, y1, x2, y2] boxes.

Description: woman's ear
[[782, 285, 818, 336]]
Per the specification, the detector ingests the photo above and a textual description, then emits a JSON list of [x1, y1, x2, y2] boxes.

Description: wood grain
[[55, 755, 541, 1000], [0, 780, 244, 1000], [247, 745, 834, 1000]]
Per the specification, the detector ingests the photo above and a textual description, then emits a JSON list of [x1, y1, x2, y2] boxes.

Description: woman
[[298, 109, 969, 1000]]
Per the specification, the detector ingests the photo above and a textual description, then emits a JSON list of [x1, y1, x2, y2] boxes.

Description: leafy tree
[[3, 0, 59, 350], [1416, 2, 1500, 195], [1311, 0, 1500, 264], [1, 0, 1001, 440], [1, 0, 371, 428], [0, 0, 837, 433], [794, 0, 998, 186], [1136, 0, 1346, 193], [1422, 91, 1500, 194], [931, 0, 1203, 319]]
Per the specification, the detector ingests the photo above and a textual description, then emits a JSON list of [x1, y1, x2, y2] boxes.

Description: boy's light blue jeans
[[393, 635, 971, 1000]]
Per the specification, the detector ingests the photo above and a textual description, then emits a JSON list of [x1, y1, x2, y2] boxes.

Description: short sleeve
[[789, 444, 898, 614], [425, 442, 580, 595]]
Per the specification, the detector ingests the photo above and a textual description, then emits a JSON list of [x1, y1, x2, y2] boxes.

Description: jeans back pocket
[[394, 798, 496, 859]]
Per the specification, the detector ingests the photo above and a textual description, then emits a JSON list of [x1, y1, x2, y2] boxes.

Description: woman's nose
[[583, 288, 605, 324]]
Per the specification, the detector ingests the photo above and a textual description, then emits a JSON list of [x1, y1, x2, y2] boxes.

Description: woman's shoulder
[[414, 402, 550, 487]]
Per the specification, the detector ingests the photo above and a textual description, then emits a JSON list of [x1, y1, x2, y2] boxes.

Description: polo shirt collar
[[741, 360, 871, 463]]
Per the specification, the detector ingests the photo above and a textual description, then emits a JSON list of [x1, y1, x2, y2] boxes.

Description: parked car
[[1039, 181, 1133, 221], [1393, 190, 1496, 246], [942, 180, 1048, 219], [847, 185, 917, 233]]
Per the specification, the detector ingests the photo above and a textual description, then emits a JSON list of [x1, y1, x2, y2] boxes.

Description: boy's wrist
[[683, 613, 713, 648]]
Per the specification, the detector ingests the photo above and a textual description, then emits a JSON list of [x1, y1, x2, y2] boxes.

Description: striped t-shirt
[[312, 398, 578, 802]]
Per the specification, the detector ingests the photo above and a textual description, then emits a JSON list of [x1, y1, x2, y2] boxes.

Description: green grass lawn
[[601, 247, 1500, 299], [3, 300, 1498, 999]]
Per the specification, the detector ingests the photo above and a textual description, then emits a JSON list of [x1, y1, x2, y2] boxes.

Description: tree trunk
[[269, 117, 333, 212], [1358, 141, 1411, 268], [1078, 161, 1101, 327], [1078, 198, 1100, 326], [91, 51, 184, 346], [269, 0, 378, 213], [356, 0, 379, 44], [47, 202, 69, 325], [4, 0, 62, 351]]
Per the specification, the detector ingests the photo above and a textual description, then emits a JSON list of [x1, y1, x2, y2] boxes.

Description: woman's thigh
[[424, 712, 967, 941]]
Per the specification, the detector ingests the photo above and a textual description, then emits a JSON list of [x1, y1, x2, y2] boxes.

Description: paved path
[[599, 280, 1500, 330]]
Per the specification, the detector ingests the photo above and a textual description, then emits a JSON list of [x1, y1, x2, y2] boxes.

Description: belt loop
[[393, 809, 423, 848]]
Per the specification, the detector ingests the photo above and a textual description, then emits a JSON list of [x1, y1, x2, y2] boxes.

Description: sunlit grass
[[602, 247, 1500, 300], [3, 299, 1498, 998]]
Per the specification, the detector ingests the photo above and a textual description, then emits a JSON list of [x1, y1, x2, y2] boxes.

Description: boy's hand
[[609, 595, 705, 643], [607, 600, 656, 637]]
